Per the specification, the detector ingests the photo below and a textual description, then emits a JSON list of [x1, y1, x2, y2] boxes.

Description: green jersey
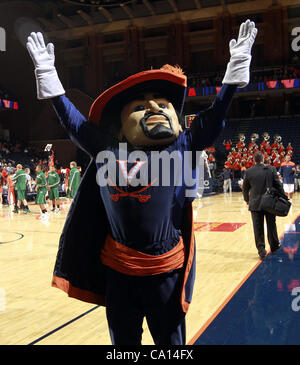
[[48, 171, 60, 188], [11, 169, 27, 190], [36, 171, 47, 190], [69, 167, 80, 192]]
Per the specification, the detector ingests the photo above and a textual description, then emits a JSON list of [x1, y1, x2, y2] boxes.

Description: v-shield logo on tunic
[[108, 160, 155, 203], [117, 160, 146, 185]]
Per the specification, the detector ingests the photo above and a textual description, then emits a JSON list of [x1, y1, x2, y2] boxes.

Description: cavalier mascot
[[26, 20, 257, 345]]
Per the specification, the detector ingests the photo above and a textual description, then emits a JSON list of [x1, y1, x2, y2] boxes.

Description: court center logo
[[0, 27, 6, 51], [291, 27, 300, 52]]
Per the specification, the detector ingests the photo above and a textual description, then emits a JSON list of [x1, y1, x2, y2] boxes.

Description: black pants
[[104, 267, 186, 345], [251, 210, 280, 253]]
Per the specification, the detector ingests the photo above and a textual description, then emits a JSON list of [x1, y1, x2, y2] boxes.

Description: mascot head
[[88, 65, 187, 147]]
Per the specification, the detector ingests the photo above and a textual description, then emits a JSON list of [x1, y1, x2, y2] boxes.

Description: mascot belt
[[101, 234, 185, 276]]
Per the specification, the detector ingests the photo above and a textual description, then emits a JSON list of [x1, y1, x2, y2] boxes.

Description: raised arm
[[26, 32, 106, 158], [187, 20, 257, 151]]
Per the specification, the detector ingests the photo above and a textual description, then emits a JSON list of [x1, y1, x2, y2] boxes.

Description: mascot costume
[[26, 20, 257, 345]]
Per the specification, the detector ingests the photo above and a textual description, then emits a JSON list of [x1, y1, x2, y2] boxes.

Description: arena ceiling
[[0, 0, 274, 33]]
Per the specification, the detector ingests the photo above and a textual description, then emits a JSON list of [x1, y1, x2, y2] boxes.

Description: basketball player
[[35, 165, 49, 218], [47, 165, 60, 213], [11, 164, 30, 214], [67, 161, 80, 200]]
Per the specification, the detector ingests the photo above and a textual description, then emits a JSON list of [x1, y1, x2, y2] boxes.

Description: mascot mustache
[[139, 112, 174, 140]]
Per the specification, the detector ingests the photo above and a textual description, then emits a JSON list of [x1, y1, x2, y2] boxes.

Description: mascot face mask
[[88, 64, 187, 147], [119, 92, 182, 146]]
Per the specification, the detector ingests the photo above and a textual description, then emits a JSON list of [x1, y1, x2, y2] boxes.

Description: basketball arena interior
[[0, 0, 300, 355]]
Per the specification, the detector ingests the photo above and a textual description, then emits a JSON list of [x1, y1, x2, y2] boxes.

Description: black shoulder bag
[[259, 167, 291, 216]]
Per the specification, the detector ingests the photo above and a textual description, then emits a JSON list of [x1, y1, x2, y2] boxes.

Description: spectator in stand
[[223, 139, 232, 155], [271, 148, 277, 161], [246, 155, 254, 168], [265, 142, 272, 155], [242, 147, 248, 160], [271, 139, 279, 150], [286, 149, 293, 159], [286, 142, 293, 154], [272, 153, 282, 170], [279, 151, 285, 162], [233, 158, 241, 176], [236, 140, 245, 150], [278, 143, 285, 154], [6, 163, 14, 174]]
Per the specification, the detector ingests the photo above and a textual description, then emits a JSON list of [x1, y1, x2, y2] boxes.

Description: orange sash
[[101, 235, 185, 276]]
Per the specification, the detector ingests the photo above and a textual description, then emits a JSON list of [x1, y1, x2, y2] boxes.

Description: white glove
[[26, 32, 65, 99], [222, 19, 258, 88]]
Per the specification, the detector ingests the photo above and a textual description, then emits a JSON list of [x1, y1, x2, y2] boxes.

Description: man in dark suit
[[242, 151, 285, 260]]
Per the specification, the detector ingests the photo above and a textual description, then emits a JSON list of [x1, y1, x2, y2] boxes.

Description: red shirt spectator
[[273, 157, 281, 168], [278, 144, 285, 154], [260, 140, 268, 150], [232, 160, 241, 171], [236, 141, 245, 149], [223, 140, 232, 151], [286, 143, 293, 153]]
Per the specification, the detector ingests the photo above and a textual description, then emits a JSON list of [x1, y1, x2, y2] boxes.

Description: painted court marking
[[194, 222, 246, 232], [188, 214, 300, 345]]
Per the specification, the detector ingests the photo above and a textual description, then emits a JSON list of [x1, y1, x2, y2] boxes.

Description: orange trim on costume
[[101, 235, 185, 276], [51, 276, 105, 306], [89, 68, 187, 125], [281, 161, 295, 167]]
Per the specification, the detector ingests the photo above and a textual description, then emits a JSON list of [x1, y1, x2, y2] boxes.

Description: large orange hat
[[89, 65, 187, 126]]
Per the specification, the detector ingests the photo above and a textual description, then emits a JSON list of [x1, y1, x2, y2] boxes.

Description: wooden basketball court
[[0, 192, 299, 345]]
